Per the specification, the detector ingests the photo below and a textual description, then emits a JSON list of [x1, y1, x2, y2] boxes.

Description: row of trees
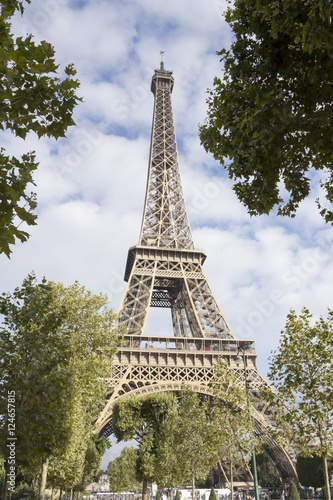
[[0, 286, 330, 496], [106, 378, 263, 498], [108, 380, 256, 500], [0, 262, 331, 497], [106, 446, 332, 495], [106, 309, 333, 500], [0, 273, 122, 499]]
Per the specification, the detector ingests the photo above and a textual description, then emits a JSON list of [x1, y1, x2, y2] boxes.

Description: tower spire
[[140, 56, 193, 249], [160, 50, 165, 70]]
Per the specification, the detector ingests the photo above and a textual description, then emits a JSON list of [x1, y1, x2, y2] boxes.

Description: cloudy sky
[[2, 0, 333, 469]]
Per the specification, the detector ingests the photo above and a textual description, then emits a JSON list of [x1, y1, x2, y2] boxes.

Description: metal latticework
[[140, 65, 193, 250], [96, 59, 296, 482], [119, 246, 233, 339]]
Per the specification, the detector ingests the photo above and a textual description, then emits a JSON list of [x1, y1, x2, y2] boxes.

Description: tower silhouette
[[96, 58, 295, 482]]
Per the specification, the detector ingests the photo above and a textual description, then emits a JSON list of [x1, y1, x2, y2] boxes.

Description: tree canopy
[[296, 454, 333, 490], [112, 388, 223, 500], [0, 0, 81, 257], [112, 392, 177, 500], [155, 387, 220, 499], [266, 308, 333, 500], [199, 0, 333, 223], [209, 359, 259, 496], [107, 447, 140, 493], [255, 452, 281, 488]]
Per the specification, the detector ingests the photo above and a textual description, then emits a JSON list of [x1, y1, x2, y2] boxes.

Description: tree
[[46, 400, 90, 496], [296, 454, 333, 490], [209, 487, 217, 500], [199, 0, 333, 224], [155, 387, 220, 500], [288, 481, 300, 500], [108, 447, 140, 493], [112, 392, 177, 500], [74, 435, 110, 494], [266, 308, 333, 500], [0, 273, 121, 500], [0, 0, 81, 257], [154, 400, 184, 490], [255, 453, 281, 488], [209, 359, 260, 497]]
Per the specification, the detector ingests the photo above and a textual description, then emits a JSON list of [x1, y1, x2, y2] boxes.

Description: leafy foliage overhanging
[[266, 308, 333, 500], [0, 0, 81, 257], [199, 0, 333, 223]]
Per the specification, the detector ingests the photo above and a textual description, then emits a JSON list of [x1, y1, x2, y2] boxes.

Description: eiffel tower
[[96, 56, 296, 481]]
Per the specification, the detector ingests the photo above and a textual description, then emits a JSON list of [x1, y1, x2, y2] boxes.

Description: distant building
[[87, 474, 110, 493]]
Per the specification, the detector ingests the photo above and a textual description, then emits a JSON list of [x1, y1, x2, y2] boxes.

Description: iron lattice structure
[[96, 60, 296, 481]]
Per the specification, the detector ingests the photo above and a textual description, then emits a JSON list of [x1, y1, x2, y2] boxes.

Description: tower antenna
[[160, 50, 165, 70]]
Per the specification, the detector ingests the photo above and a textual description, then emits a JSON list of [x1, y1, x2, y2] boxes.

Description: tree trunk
[[142, 478, 148, 500], [2, 459, 10, 500], [50, 481, 56, 500], [59, 489, 63, 500], [230, 461, 234, 500], [218, 466, 222, 488], [39, 457, 49, 500], [322, 453, 331, 500], [192, 472, 195, 500]]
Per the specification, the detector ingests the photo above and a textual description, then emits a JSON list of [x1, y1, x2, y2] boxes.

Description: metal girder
[[139, 65, 194, 250]]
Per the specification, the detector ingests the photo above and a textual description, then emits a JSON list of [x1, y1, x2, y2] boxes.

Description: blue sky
[[2, 0, 333, 469]]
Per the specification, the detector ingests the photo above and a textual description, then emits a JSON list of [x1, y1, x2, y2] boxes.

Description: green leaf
[[0, 5, 81, 256]]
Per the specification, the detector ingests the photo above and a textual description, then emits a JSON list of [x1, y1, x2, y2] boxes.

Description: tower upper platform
[[151, 60, 174, 94]]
